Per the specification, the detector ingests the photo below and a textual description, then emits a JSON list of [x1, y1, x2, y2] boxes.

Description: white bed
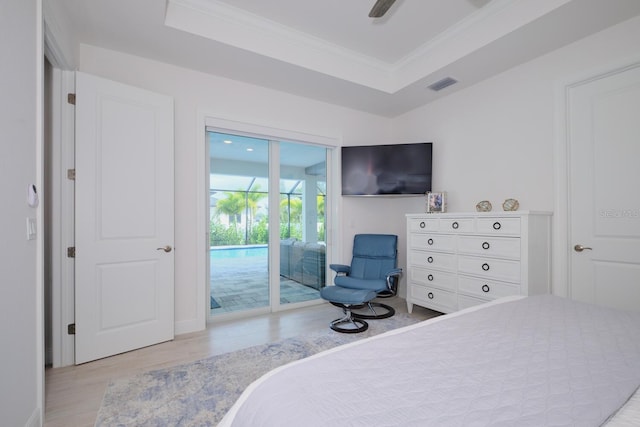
[[219, 295, 640, 427]]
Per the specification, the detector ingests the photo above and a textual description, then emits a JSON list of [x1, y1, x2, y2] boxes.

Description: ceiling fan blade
[[369, 0, 397, 18]]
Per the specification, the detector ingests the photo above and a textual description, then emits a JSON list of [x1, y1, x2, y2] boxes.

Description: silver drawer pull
[[452, 221, 459, 229], [482, 241, 490, 250], [482, 263, 490, 271], [493, 221, 501, 230], [482, 284, 490, 293], [427, 238, 434, 245], [427, 256, 434, 263], [419, 221, 426, 229], [427, 292, 434, 299], [427, 274, 434, 281]]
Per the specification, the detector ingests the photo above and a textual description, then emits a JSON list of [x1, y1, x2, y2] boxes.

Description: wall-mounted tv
[[341, 142, 432, 196]]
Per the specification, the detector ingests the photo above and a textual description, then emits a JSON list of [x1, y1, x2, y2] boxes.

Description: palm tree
[[245, 186, 266, 226], [215, 192, 245, 226], [317, 194, 325, 219], [244, 187, 267, 243], [317, 194, 325, 240], [216, 187, 267, 244], [280, 197, 303, 239]]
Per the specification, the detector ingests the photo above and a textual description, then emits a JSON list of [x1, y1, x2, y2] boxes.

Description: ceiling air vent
[[427, 77, 458, 92]]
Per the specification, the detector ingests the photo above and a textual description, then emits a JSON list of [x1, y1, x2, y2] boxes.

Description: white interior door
[[75, 72, 175, 364], [569, 64, 640, 311]]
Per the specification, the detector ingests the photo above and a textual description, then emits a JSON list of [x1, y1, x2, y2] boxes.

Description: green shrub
[[249, 218, 269, 244], [209, 221, 243, 246]]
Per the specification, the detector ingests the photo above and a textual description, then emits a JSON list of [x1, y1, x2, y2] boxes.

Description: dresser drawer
[[457, 235, 520, 260], [457, 294, 489, 310], [409, 267, 456, 292], [410, 233, 455, 252], [408, 217, 439, 232], [439, 217, 474, 233], [409, 250, 456, 271], [409, 284, 457, 313], [458, 255, 521, 283], [476, 217, 521, 236], [458, 275, 521, 300]]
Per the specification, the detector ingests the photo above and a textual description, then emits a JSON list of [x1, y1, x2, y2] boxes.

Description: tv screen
[[341, 142, 432, 196]]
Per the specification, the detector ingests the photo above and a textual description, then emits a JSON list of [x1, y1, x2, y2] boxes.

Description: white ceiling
[[46, 0, 640, 117]]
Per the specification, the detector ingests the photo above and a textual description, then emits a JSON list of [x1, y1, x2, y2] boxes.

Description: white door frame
[[45, 0, 78, 368], [553, 57, 640, 299], [50, 68, 76, 367], [198, 113, 341, 322]]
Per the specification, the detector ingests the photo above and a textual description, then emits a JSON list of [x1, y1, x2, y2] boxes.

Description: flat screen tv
[[341, 142, 432, 196]]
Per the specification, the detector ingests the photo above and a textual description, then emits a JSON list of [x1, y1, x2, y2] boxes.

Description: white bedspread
[[219, 295, 640, 427]]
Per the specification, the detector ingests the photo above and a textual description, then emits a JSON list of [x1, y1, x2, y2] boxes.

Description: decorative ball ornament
[[502, 198, 519, 211], [475, 200, 492, 212]]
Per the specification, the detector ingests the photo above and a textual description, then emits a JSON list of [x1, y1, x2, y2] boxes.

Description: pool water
[[210, 246, 268, 259]]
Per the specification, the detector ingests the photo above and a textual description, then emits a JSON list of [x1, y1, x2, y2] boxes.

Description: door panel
[[208, 132, 270, 315], [97, 261, 158, 329], [98, 98, 158, 238], [75, 72, 174, 364], [593, 261, 640, 310], [278, 141, 327, 306], [569, 64, 640, 311]]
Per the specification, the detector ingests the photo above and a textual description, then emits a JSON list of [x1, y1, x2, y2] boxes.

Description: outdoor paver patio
[[210, 250, 323, 315]]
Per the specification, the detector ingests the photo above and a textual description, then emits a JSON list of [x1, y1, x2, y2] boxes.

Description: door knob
[[157, 245, 173, 253], [574, 244, 592, 252]]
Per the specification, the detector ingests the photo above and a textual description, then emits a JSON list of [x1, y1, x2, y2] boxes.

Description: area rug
[[95, 313, 424, 427]]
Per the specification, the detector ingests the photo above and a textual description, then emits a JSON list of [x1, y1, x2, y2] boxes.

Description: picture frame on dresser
[[426, 191, 446, 213]]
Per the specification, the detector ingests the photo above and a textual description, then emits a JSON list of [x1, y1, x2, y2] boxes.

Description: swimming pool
[[210, 245, 268, 259]]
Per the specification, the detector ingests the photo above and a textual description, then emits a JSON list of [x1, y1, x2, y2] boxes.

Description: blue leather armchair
[[320, 234, 402, 333]]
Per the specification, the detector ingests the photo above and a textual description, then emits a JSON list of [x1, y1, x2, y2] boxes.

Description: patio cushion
[[280, 239, 326, 289]]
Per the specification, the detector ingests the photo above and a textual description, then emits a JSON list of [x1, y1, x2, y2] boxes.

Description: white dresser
[[405, 211, 552, 313]]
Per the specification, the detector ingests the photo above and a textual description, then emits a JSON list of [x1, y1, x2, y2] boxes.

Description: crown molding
[[165, 0, 394, 92], [394, 0, 572, 87], [165, 0, 573, 94]]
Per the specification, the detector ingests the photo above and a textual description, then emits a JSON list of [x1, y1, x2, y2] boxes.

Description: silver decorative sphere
[[502, 198, 519, 211], [476, 200, 492, 212]]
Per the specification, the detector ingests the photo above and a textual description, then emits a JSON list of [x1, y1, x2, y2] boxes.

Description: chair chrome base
[[351, 302, 395, 320], [329, 306, 369, 333]]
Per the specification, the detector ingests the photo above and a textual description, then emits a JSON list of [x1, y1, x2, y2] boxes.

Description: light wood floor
[[44, 297, 438, 427]]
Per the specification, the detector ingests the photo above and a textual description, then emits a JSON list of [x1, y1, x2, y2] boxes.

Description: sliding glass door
[[208, 131, 329, 317], [209, 132, 270, 314], [278, 141, 327, 306]]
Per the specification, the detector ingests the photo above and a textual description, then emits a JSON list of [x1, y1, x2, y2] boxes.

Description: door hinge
[[67, 323, 76, 335], [67, 93, 76, 105], [67, 169, 76, 181], [67, 247, 75, 258]]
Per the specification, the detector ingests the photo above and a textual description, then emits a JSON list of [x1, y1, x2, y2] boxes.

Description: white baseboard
[[25, 408, 40, 427], [175, 318, 205, 336]]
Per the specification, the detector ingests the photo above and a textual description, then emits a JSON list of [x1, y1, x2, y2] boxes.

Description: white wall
[[393, 15, 640, 295], [70, 13, 640, 333], [77, 45, 426, 331], [0, 0, 43, 425]]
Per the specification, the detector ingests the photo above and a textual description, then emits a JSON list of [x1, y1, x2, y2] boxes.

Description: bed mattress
[[219, 295, 640, 427]]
